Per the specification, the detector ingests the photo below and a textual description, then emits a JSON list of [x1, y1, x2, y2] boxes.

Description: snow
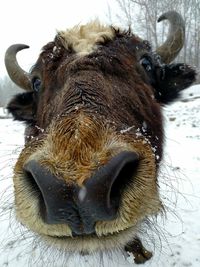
[[0, 85, 199, 266], [0, 108, 11, 119]]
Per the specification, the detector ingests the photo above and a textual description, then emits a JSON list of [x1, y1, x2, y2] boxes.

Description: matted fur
[[58, 20, 114, 54]]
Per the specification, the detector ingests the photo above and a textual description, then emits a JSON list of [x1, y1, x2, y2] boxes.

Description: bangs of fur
[[57, 20, 115, 55]]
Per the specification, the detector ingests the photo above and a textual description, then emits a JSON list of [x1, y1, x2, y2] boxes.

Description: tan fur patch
[[58, 20, 115, 55], [13, 113, 161, 252]]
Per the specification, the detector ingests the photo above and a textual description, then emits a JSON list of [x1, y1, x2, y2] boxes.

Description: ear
[[7, 92, 36, 123], [154, 63, 196, 104]]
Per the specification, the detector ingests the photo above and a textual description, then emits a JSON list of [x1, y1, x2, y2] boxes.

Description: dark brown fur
[[29, 33, 164, 163]]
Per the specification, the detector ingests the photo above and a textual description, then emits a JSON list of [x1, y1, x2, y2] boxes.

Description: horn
[[156, 11, 185, 63], [5, 44, 32, 91]]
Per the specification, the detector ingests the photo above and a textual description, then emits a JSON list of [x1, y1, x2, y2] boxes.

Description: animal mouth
[[39, 225, 138, 253], [44, 226, 134, 241]]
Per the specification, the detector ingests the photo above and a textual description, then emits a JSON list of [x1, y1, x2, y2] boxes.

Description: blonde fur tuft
[[58, 20, 114, 55]]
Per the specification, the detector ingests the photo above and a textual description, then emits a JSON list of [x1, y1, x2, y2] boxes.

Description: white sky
[[0, 0, 120, 77]]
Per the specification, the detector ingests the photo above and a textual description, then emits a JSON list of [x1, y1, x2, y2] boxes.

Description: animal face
[[5, 11, 196, 258]]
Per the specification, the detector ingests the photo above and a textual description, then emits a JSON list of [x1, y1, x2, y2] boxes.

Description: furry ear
[[154, 63, 196, 104], [7, 92, 36, 123]]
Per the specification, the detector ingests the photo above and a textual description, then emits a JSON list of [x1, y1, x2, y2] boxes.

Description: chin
[[41, 226, 137, 253]]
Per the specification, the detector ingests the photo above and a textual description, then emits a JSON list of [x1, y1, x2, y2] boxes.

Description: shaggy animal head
[[5, 11, 196, 260]]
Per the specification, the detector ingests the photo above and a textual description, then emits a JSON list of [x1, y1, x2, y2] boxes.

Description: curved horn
[[5, 44, 32, 91], [156, 11, 185, 63]]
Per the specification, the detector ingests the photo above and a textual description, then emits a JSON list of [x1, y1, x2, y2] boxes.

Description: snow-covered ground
[[0, 85, 199, 267]]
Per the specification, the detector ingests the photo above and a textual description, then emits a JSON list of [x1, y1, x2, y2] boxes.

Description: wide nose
[[23, 151, 139, 235]]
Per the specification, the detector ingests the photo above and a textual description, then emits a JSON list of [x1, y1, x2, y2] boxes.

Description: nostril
[[24, 169, 43, 197], [23, 169, 46, 215], [82, 151, 139, 221], [23, 160, 77, 225], [109, 157, 139, 208]]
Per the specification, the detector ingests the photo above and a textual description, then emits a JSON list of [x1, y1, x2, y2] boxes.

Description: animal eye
[[32, 77, 42, 92], [140, 57, 152, 71]]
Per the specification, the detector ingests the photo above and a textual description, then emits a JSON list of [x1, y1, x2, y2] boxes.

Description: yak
[[4, 11, 196, 264]]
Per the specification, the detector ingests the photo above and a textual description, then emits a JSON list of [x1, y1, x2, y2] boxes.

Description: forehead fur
[[57, 20, 115, 55]]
